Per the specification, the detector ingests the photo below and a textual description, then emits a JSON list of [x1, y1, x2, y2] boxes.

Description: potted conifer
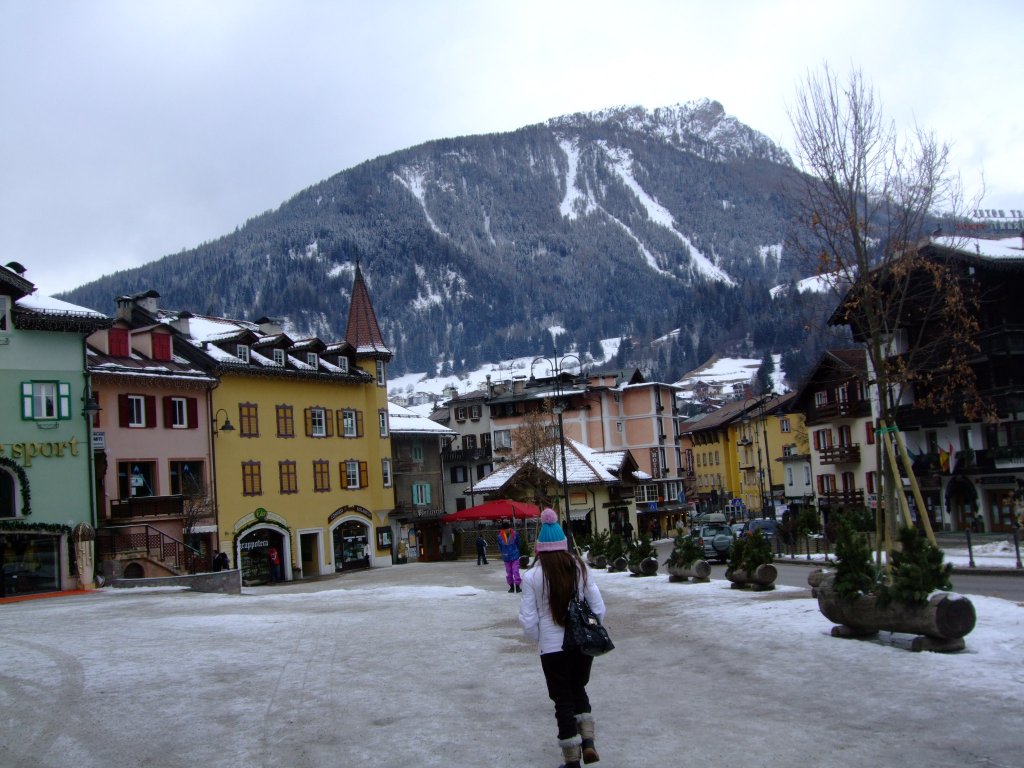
[[811, 521, 976, 652], [586, 530, 610, 569], [605, 533, 627, 572], [725, 530, 777, 591], [626, 534, 659, 576], [664, 531, 710, 582]]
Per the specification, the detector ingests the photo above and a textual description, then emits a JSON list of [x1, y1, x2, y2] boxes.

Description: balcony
[[109, 495, 185, 521], [818, 489, 865, 507], [441, 446, 493, 463], [806, 399, 872, 425], [818, 444, 861, 464]]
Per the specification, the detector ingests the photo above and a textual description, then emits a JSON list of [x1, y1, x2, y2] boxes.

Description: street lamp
[[213, 408, 235, 437], [531, 351, 581, 549], [467, 448, 482, 508]]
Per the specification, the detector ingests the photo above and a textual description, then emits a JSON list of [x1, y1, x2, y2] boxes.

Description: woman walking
[[519, 508, 605, 767]]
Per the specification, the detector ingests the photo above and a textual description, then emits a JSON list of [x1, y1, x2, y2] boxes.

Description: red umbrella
[[440, 499, 541, 523]]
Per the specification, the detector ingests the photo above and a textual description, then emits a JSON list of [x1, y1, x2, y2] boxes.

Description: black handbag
[[562, 594, 614, 656]]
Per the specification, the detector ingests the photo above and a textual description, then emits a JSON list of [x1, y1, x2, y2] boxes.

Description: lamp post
[[467, 448, 482, 508], [531, 351, 581, 549]]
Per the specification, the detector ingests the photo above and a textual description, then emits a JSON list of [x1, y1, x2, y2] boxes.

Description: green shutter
[[58, 382, 71, 419], [21, 382, 33, 418]]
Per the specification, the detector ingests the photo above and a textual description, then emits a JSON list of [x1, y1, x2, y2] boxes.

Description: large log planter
[[587, 553, 608, 569], [627, 557, 659, 577], [608, 556, 628, 573], [810, 570, 976, 653], [667, 560, 711, 583], [726, 563, 777, 591]]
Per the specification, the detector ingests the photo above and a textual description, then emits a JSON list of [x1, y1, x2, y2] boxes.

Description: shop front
[[333, 519, 370, 571], [0, 530, 62, 597], [238, 526, 288, 585]]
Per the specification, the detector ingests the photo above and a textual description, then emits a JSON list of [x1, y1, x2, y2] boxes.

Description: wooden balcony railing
[[818, 444, 861, 464], [818, 489, 865, 507], [109, 495, 185, 521], [807, 399, 872, 424]]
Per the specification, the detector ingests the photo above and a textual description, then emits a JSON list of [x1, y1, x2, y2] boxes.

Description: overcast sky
[[2, 0, 1022, 298]]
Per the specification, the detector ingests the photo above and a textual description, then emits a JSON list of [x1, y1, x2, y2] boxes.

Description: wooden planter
[[810, 570, 976, 653], [627, 557, 659, 577], [587, 553, 608, 569], [726, 563, 777, 591], [666, 560, 711, 583]]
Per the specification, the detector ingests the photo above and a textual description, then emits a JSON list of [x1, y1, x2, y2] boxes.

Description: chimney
[[115, 295, 134, 321], [171, 311, 193, 338], [256, 316, 284, 335]]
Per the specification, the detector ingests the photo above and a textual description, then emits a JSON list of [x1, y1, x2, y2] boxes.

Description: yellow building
[[732, 393, 801, 519], [155, 266, 394, 582]]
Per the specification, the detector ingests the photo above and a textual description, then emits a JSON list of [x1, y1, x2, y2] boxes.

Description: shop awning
[[440, 500, 542, 523]]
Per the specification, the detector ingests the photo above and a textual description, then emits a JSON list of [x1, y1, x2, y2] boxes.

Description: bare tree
[[787, 65, 988, 555], [506, 401, 562, 508]]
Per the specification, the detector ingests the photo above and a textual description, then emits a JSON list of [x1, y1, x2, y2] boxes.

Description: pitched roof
[[387, 401, 457, 436], [472, 438, 626, 494], [345, 263, 392, 359]]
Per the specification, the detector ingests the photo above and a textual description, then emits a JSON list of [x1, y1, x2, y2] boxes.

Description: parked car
[[742, 518, 779, 543], [693, 524, 734, 562], [730, 522, 746, 539]]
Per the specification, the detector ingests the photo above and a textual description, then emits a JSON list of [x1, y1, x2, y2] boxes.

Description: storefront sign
[[0, 437, 81, 467]]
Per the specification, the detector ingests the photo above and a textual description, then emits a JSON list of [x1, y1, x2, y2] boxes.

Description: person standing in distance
[[497, 519, 522, 592], [519, 508, 605, 767]]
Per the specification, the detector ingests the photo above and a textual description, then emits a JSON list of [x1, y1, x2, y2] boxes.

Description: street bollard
[[966, 528, 976, 568]]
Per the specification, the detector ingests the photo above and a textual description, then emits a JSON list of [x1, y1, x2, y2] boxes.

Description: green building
[[0, 263, 110, 596]]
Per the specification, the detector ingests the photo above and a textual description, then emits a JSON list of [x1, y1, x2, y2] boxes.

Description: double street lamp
[[531, 351, 581, 550]]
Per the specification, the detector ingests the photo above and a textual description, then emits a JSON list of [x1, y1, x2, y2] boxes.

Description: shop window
[[169, 460, 205, 496], [118, 461, 156, 499]]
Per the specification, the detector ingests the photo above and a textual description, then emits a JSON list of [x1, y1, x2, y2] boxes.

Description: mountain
[[60, 99, 838, 382]]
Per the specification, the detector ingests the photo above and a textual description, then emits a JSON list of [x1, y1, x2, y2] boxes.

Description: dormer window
[[109, 327, 130, 357], [236, 344, 250, 363], [273, 349, 285, 366], [337, 357, 349, 373], [307, 352, 318, 368], [152, 333, 172, 362]]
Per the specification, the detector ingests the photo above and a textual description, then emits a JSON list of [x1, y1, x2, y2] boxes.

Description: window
[[236, 344, 250, 363], [118, 461, 156, 498], [786, 467, 794, 485], [378, 409, 389, 437], [307, 352, 319, 368], [108, 327, 130, 357], [462, 434, 477, 450], [22, 381, 71, 420], [313, 459, 331, 492], [616, 421, 623, 432], [841, 471, 856, 492], [343, 460, 368, 489], [305, 407, 332, 438], [636, 484, 658, 503], [152, 333, 172, 361], [340, 409, 363, 437], [239, 403, 259, 437], [276, 404, 295, 438], [376, 360, 386, 386], [480, 432, 491, 449], [817, 474, 836, 493], [117, 393, 155, 428], [273, 349, 285, 366], [412, 482, 431, 506], [411, 440, 424, 463], [865, 422, 875, 445], [451, 466, 468, 483], [0, 295, 9, 333], [455, 406, 467, 421], [242, 461, 262, 496], [164, 396, 196, 429], [493, 429, 512, 450], [779, 417, 791, 433], [470, 404, 482, 420], [169, 460, 205, 496], [803, 466, 810, 485], [813, 429, 833, 450], [279, 461, 298, 494], [381, 458, 392, 488], [814, 390, 829, 407], [866, 471, 877, 494], [337, 357, 349, 373], [838, 425, 852, 447]]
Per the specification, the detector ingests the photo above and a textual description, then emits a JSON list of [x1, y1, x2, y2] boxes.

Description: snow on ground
[[0, 558, 1020, 768]]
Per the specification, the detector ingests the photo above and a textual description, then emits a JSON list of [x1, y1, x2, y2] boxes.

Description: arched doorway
[[332, 519, 370, 572], [238, 526, 288, 584]]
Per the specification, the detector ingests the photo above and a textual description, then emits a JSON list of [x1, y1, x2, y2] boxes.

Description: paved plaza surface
[[1, 558, 1020, 768]]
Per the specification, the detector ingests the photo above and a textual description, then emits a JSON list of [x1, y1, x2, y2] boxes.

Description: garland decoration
[[0, 457, 31, 516]]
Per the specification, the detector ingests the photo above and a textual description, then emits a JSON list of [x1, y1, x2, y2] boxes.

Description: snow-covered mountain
[[62, 100, 832, 382]]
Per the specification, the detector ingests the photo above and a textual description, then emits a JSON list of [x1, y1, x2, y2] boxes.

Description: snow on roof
[[16, 292, 105, 317], [387, 401, 457, 435], [473, 437, 619, 494], [933, 234, 1024, 260]]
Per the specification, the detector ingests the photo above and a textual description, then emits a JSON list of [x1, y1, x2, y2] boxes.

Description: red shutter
[[816, 475, 824, 494], [359, 461, 368, 488], [866, 422, 875, 444], [163, 396, 174, 427], [145, 395, 157, 428], [813, 431, 820, 450], [152, 333, 171, 361], [109, 328, 129, 357], [118, 394, 130, 427], [187, 398, 198, 429]]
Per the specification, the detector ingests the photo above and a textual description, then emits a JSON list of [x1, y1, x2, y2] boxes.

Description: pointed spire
[[345, 262, 392, 360]]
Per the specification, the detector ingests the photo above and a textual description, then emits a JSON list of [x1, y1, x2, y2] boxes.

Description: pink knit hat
[[534, 508, 567, 552]]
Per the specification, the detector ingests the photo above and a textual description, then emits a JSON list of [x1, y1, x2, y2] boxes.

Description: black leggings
[[540, 650, 594, 739]]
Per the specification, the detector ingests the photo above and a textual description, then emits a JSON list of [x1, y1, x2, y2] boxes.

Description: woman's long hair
[[538, 550, 588, 627]]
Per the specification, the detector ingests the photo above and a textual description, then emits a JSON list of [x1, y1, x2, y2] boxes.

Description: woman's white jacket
[[518, 560, 606, 655]]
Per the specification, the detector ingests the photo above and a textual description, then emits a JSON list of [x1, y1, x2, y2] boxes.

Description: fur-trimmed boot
[[576, 714, 599, 764], [557, 734, 582, 768]]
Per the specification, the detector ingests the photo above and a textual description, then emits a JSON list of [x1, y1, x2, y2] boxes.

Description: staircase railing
[[96, 524, 206, 574]]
